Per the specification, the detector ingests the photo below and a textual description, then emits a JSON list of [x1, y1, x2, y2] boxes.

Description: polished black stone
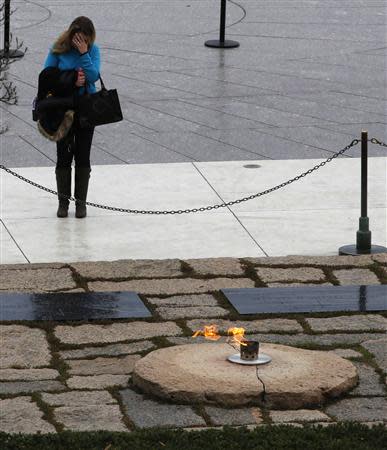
[[221, 285, 387, 315], [0, 291, 152, 321]]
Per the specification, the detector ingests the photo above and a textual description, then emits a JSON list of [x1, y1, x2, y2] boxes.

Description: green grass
[[1, 423, 386, 450]]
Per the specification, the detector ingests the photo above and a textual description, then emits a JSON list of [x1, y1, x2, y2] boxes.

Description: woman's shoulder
[[89, 43, 100, 54]]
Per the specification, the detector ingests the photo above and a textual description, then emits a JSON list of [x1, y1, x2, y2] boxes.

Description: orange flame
[[192, 324, 221, 341], [227, 327, 248, 346]]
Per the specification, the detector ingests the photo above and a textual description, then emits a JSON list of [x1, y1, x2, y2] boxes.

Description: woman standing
[[44, 16, 100, 218]]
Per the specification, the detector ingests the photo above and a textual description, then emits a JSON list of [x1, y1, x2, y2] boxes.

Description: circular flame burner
[[227, 352, 272, 365]]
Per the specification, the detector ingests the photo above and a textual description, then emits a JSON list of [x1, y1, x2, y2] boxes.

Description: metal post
[[339, 130, 387, 255], [0, 0, 24, 59], [205, 0, 240, 49]]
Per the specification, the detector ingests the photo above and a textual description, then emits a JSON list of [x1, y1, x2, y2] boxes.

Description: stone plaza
[[0, 0, 386, 438]]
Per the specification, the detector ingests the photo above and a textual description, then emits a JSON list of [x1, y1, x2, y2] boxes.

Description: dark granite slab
[[221, 285, 387, 315], [0, 291, 152, 321]]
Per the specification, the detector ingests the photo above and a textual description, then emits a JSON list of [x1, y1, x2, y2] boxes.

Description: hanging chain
[[0, 138, 364, 215], [370, 138, 387, 148]]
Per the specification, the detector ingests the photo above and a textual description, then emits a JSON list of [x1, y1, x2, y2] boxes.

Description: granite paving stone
[[0, 325, 51, 368], [325, 398, 387, 422], [42, 390, 117, 407], [333, 269, 380, 286], [349, 362, 385, 397], [71, 259, 183, 279], [0, 380, 65, 395], [147, 294, 219, 307], [329, 349, 362, 359], [246, 255, 374, 267], [60, 341, 154, 360], [270, 410, 331, 423], [55, 321, 182, 345], [372, 254, 387, 265], [0, 369, 59, 381], [0, 268, 76, 292], [119, 389, 206, 429], [187, 318, 303, 334], [185, 258, 245, 276], [156, 306, 229, 320], [66, 375, 130, 390], [360, 338, 387, 373], [306, 315, 387, 333], [54, 405, 127, 432], [88, 278, 256, 295], [204, 406, 262, 426], [0, 397, 56, 434], [67, 355, 141, 376], [256, 268, 326, 283]]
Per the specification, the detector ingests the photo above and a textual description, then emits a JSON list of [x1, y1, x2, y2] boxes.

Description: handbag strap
[[83, 74, 106, 94]]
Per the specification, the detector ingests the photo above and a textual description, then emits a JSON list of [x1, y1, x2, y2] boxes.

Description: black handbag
[[78, 75, 123, 128]]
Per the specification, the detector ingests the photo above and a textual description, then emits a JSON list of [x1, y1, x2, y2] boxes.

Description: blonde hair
[[52, 16, 96, 54]]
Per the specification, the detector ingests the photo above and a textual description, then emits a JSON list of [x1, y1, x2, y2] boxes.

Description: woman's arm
[[79, 45, 100, 83], [44, 50, 59, 68]]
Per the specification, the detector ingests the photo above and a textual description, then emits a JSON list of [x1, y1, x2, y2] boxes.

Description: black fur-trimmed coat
[[36, 67, 78, 142]]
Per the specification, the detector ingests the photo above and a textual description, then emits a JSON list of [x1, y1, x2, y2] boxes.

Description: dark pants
[[56, 117, 94, 169]]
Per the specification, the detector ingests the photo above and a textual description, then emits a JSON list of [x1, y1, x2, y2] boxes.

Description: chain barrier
[[0, 137, 384, 215]]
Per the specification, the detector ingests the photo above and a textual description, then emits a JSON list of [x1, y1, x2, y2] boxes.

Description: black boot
[[55, 167, 71, 218], [74, 167, 91, 218]]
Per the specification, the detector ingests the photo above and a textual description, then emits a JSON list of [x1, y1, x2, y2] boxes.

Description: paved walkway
[[2, 156, 387, 263], [0, 255, 386, 433]]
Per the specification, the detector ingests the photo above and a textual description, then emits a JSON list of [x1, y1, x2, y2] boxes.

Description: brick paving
[[0, 255, 386, 434]]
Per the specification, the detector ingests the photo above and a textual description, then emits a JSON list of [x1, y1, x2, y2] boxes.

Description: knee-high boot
[[74, 167, 91, 218], [55, 167, 72, 218]]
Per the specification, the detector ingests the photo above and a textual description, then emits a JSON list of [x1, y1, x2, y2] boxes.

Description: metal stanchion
[[339, 130, 387, 255], [0, 0, 24, 58], [205, 0, 240, 48]]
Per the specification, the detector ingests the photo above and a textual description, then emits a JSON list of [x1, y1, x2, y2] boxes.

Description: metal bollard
[[0, 0, 24, 59], [339, 130, 387, 255], [205, 0, 240, 48]]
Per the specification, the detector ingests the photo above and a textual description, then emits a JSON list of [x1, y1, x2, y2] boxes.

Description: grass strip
[[0, 423, 386, 450]]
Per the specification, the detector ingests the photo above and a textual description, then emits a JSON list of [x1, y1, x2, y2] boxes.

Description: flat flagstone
[[185, 258, 245, 276], [0, 268, 76, 292], [0, 368, 59, 381], [204, 406, 262, 426], [60, 341, 154, 360], [325, 397, 387, 422], [333, 269, 380, 285], [54, 404, 127, 432], [0, 325, 51, 368], [187, 318, 303, 334], [256, 267, 326, 283], [156, 306, 229, 320], [67, 355, 141, 376], [372, 254, 387, 265], [119, 389, 206, 429], [349, 362, 386, 397], [360, 338, 387, 373], [247, 255, 374, 267], [42, 390, 116, 406], [0, 397, 56, 434], [329, 349, 362, 359], [305, 315, 387, 332], [71, 259, 183, 279], [0, 380, 65, 395], [54, 321, 182, 345], [270, 410, 331, 423], [147, 294, 219, 307], [88, 278, 255, 296], [66, 375, 130, 390]]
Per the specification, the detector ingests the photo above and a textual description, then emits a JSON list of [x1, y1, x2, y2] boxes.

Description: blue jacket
[[44, 44, 101, 95]]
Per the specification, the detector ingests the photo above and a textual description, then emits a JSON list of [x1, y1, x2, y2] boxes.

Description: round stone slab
[[132, 343, 358, 409]]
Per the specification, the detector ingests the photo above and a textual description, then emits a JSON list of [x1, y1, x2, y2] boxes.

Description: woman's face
[[71, 31, 90, 48]]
